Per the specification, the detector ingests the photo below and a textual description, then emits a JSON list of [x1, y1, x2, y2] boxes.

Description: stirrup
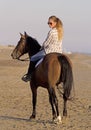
[[22, 74, 31, 82]]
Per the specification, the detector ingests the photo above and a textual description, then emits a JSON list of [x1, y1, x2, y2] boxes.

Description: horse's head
[[11, 32, 41, 60], [11, 32, 29, 59]]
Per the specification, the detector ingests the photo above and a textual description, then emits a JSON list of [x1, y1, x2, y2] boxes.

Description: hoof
[[63, 110, 67, 117], [29, 115, 36, 120], [53, 115, 62, 124]]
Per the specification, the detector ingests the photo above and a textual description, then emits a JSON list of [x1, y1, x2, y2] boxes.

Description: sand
[[0, 46, 91, 130]]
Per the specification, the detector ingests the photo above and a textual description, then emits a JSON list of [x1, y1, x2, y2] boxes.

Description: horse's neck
[[28, 37, 41, 57]]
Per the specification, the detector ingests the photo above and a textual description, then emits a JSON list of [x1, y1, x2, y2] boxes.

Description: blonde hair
[[49, 16, 63, 41]]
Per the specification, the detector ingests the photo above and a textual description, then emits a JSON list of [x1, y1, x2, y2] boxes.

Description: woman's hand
[[40, 46, 44, 50]]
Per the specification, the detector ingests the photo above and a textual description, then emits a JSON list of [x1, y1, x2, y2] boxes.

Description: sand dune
[[0, 46, 91, 130]]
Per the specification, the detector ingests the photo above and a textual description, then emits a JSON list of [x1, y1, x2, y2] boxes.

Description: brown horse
[[11, 32, 73, 123]]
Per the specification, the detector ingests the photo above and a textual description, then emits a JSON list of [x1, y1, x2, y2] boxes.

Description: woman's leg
[[30, 50, 45, 61], [28, 50, 45, 74], [22, 50, 45, 82], [22, 61, 36, 82]]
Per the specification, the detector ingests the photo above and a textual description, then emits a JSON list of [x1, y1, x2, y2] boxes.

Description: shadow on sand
[[0, 115, 54, 124]]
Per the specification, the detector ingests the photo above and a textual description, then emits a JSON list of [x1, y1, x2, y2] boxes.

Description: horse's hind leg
[[52, 89, 59, 117], [48, 87, 56, 120], [63, 94, 67, 117], [48, 87, 62, 123], [52, 88, 62, 123]]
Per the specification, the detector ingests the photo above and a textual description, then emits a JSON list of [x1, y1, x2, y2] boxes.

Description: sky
[[0, 0, 91, 53]]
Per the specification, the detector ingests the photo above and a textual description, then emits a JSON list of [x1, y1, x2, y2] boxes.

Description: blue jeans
[[30, 50, 46, 62]]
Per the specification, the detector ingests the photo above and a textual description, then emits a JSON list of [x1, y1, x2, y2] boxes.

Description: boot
[[22, 61, 36, 82]]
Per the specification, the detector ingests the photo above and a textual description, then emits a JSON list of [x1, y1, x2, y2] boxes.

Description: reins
[[18, 57, 29, 61]]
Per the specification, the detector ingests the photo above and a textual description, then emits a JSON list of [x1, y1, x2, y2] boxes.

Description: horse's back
[[33, 53, 72, 88], [34, 53, 61, 87]]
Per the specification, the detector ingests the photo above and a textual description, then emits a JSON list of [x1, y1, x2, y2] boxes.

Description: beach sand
[[0, 46, 91, 130]]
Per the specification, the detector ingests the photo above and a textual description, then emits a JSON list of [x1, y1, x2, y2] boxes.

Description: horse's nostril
[[11, 53, 13, 58]]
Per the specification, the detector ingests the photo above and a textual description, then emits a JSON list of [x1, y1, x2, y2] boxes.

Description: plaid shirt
[[43, 28, 62, 54]]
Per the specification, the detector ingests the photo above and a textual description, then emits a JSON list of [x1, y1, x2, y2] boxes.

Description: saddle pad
[[35, 58, 43, 68]]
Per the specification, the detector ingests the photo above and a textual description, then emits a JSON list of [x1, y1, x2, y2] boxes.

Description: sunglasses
[[48, 22, 52, 25]]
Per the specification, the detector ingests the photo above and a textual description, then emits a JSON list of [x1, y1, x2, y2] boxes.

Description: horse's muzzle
[[11, 50, 21, 59]]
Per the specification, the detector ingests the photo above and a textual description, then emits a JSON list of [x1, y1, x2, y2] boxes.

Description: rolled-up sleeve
[[43, 30, 52, 48]]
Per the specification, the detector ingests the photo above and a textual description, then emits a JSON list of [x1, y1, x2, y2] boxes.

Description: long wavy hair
[[49, 16, 63, 41]]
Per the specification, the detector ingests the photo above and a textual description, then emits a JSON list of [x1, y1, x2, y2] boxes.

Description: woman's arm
[[41, 30, 53, 49]]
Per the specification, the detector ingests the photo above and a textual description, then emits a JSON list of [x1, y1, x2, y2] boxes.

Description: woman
[[22, 15, 64, 82]]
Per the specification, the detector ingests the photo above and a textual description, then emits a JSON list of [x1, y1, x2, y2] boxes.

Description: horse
[[11, 32, 73, 123]]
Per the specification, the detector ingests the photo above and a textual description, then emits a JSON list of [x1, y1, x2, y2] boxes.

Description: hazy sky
[[0, 0, 91, 53]]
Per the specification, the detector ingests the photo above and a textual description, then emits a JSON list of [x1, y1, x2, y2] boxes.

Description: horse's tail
[[58, 54, 74, 99]]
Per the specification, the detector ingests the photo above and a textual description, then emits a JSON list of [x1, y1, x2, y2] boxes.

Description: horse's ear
[[24, 32, 28, 37], [20, 33, 25, 39], [20, 33, 23, 37]]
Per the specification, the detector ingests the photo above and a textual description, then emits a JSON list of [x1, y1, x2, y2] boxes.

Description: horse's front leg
[[30, 85, 37, 119]]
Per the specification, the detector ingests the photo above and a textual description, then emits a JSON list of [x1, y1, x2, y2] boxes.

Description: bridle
[[16, 38, 30, 61]]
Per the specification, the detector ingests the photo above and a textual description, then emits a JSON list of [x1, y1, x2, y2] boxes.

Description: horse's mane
[[26, 35, 41, 55]]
